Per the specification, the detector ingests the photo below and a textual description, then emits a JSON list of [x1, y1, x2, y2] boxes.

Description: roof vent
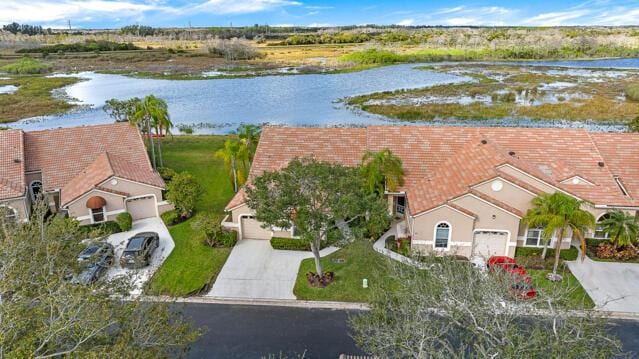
[[598, 161, 605, 167], [508, 151, 516, 156], [13, 159, 21, 163], [481, 139, 487, 144]]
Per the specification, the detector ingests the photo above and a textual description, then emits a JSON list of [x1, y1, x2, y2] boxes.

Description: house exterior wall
[[410, 205, 475, 258], [100, 177, 164, 200], [498, 165, 558, 194], [67, 190, 126, 225], [450, 195, 521, 257], [231, 203, 253, 223], [474, 179, 537, 214], [0, 196, 29, 222]]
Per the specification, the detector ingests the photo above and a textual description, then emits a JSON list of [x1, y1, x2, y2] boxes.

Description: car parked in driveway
[[72, 252, 115, 285], [77, 241, 114, 263], [488, 256, 537, 299], [120, 232, 160, 269]]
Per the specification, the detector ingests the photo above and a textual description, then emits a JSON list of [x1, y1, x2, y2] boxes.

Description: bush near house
[[384, 235, 410, 257], [270, 237, 312, 251], [515, 246, 578, 261], [78, 220, 122, 237], [115, 212, 133, 232], [192, 214, 237, 248], [165, 171, 202, 219], [160, 210, 180, 226]]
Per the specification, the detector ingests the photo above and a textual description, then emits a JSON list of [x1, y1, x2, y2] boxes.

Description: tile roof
[[1, 123, 164, 205], [0, 129, 25, 200], [228, 125, 639, 214]]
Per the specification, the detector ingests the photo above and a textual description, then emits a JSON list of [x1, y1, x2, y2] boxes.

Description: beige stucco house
[[0, 123, 172, 225], [223, 126, 639, 259]]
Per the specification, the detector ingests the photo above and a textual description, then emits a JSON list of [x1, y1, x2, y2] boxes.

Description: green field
[[146, 136, 234, 296]]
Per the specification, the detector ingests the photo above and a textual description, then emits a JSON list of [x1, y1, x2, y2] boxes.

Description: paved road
[[181, 303, 639, 358]]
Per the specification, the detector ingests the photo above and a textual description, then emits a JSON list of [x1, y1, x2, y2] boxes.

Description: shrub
[[596, 242, 639, 261], [16, 40, 140, 54], [384, 235, 411, 257], [340, 48, 402, 65], [515, 246, 578, 261], [165, 172, 202, 219], [270, 237, 311, 251], [0, 57, 51, 74], [115, 212, 133, 232], [206, 37, 263, 60], [157, 167, 177, 182], [79, 221, 121, 237], [160, 210, 179, 226], [192, 214, 236, 248], [626, 83, 639, 102]]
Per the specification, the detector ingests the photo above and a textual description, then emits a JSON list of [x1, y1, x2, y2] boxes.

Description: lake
[[7, 58, 639, 133]]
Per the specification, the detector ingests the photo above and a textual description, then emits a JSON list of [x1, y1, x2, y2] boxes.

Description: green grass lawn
[[146, 136, 234, 296], [529, 269, 595, 309], [294, 241, 393, 302]]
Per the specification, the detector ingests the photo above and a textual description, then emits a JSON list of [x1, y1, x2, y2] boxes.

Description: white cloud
[[521, 9, 591, 26], [591, 7, 639, 25], [432, 6, 516, 26], [0, 0, 162, 24], [396, 18, 414, 26], [306, 22, 332, 27], [188, 0, 301, 15]]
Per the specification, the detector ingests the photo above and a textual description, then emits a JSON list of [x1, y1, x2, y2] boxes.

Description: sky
[[1, 0, 639, 29]]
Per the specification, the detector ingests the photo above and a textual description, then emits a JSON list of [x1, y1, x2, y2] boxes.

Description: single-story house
[[0, 123, 172, 225], [223, 126, 639, 258]]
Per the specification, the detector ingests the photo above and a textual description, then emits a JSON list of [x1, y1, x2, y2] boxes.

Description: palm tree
[[149, 99, 172, 168], [232, 124, 261, 165], [131, 95, 171, 169], [360, 148, 405, 195], [600, 210, 639, 250], [524, 192, 595, 281], [215, 139, 248, 193]]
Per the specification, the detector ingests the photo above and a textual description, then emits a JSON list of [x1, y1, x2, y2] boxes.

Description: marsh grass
[[0, 76, 79, 122]]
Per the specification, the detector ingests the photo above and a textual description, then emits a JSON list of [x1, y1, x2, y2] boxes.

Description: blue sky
[[1, 0, 639, 29]]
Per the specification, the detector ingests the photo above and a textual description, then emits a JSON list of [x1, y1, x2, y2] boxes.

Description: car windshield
[[122, 250, 139, 257], [127, 237, 146, 250], [81, 245, 100, 255]]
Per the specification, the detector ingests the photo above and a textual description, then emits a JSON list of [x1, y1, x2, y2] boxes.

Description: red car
[[488, 256, 537, 299]]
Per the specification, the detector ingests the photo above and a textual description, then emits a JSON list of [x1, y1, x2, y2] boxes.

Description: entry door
[[472, 231, 508, 258]]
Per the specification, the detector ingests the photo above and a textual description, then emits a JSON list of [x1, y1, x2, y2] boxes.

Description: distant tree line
[[17, 40, 140, 54], [121, 25, 157, 36], [2, 22, 52, 36]]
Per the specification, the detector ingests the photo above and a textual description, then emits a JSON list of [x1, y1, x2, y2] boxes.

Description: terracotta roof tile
[[227, 125, 639, 214], [0, 129, 25, 200]]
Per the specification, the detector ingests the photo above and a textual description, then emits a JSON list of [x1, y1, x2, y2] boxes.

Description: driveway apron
[[207, 239, 338, 300]]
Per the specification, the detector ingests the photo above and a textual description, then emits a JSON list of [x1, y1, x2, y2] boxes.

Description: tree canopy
[[0, 202, 200, 357], [246, 158, 390, 276]]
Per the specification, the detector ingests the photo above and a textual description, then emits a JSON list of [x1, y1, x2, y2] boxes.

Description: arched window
[[30, 180, 43, 201], [434, 222, 451, 249], [594, 213, 612, 240]]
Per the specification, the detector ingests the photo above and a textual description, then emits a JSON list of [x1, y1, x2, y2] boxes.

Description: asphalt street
[[180, 303, 639, 358]]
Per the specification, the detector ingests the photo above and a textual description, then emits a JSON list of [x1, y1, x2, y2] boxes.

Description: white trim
[[433, 221, 452, 251], [411, 204, 475, 219], [102, 176, 165, 191], [238, 213, 273, 240], [412, 240, 433, 245], [88, 206, 107, 224], [497, 164, 583, 201], [452, 193, 522, 219], [225, 203, 247, 213], [63, 188, 127, 208], [593, 212, 612, 240], [560, 175, 595, 186], [594, 205, 639, 210], [472, 229, 511, 257], [471, 176, 538, 197]]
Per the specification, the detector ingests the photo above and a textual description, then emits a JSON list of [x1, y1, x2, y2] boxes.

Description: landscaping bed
[[384, 235, 410, 257], [146, 136, 234, 296], [585, 239, 639, 263]]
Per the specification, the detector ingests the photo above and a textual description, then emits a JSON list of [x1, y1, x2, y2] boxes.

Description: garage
[[472, 231, 508, 258], [126, 196, 157, 220], [241, 216, 272, 239]]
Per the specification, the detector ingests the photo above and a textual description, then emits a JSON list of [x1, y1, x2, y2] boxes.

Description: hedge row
[[515, 246, 578, 261], [270, 237, 311, 251]]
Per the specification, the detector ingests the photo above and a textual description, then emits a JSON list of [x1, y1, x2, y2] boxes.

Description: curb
[[140, 295, 370, 310]]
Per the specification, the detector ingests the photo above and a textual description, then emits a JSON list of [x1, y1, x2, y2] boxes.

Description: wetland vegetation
[[347, 64, 639, 124]]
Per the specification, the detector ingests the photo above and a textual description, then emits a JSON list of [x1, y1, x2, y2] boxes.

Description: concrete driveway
[[567, 255, 639, 312], [207, 239, 338, 300], [105, 217, 174, 296]]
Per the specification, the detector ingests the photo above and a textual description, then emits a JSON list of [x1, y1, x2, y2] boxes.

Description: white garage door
[[241, 216, 272, 239], [126, 196, 157, 220], [472, 231, 508, 258]]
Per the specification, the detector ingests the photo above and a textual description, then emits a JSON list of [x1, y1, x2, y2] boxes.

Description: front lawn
[[146, 136, 234, 296], [294, 240, 393, 302], [528, 269, 595, 309]]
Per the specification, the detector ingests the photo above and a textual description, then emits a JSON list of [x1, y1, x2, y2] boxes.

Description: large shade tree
[[600, 210, 639, 250], [245, 158, 390, 277], [524, 192, 595, 280], [360, 148, 405, 195], [0, 202, 200, 357]]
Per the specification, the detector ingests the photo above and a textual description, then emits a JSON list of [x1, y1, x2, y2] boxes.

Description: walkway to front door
[[207, 239, 338, 300]]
